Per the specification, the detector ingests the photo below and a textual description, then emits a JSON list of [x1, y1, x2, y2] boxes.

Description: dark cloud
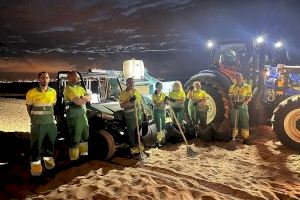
[[0, 0, 300, 80]]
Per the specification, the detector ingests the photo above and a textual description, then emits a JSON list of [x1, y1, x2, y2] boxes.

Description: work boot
[[43, 157, 55, 170], [241, 129, 250, 145], [231, 128, 239, 140], [130, 146, 140, 154], [31, 160, 42, 176], [156, 131, 166, 147], [69, 147, 80, 161], [79, 142, 88, 156]]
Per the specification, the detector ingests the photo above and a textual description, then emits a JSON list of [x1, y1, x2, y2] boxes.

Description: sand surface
[[0, 97, 30, 132], [1, 98, 300, 200]]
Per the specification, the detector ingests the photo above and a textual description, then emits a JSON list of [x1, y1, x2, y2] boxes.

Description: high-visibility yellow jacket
[[152, 92, 167, 109], [169, 90, 185, 108], [26, 86, 56, 124], [64, 84, 88, 117], [187, 90, 207, 101], [119, 89, 142, 113], [229, 83, 252, 102]]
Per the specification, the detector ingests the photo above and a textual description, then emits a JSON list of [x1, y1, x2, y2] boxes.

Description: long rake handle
[[134, 101, 142, 152], [234, 109, 239, 131], [169, 106, 189, 146]]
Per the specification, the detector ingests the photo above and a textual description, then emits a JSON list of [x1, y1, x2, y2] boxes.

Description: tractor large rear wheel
[[272, 95, 300, 151]]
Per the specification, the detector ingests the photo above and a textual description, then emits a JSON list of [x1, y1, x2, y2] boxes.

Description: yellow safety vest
[[169, 90, 185, 108], [187, 90, 207, 101], [152, 92, 167, 109], [229, 83, 252, 102], [26, 86, 56, 124], [64, 84, 87, 117], [119, 89, 142, 113]]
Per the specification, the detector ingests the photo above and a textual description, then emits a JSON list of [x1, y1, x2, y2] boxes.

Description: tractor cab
[[209, 41, 254, 81]]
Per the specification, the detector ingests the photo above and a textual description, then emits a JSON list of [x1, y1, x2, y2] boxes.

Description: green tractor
[[185, 37, 300, 151]]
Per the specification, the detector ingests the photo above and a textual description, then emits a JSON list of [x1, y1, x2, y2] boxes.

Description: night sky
[[1, 0, 300, 80]]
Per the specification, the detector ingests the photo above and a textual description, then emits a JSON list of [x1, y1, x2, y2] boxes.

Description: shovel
[[169, 106, 198, 158], [232, 106, 239, 141], [134, 101, 148, 161], [193, 104, 198, 139]]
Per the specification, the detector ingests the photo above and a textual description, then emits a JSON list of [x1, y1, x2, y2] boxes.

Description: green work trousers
[[30, 123, 57, 162], [171, 107, 184, 124], [67, 114, 89, 148], [188, 100, 208, 126], [153, 108, 166, 132], [230, 105, 249, 129], [125, 111, 142, 148]]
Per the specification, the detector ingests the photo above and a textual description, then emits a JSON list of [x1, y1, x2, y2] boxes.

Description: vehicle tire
[[272, 95, 300, 151], [89, 130, 116, 160]]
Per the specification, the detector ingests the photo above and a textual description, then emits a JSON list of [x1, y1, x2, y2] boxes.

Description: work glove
[[169, 97, 176, 102], [189, 85, 194, 91], [129, 95, 136, 103], [164, 96, 169, 103], [193, 102, 198, 106]]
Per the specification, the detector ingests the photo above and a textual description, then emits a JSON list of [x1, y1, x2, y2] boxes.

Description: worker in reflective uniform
[[187, 81, 208, 129], [152, 82, 168, 146], [119, 78, 145, 155], [229, 73, 252, 144], [64, 71, 91, 161], [169, 81, 186, 125], [275, 74, 285, 104], [26, 72, 57, 176]]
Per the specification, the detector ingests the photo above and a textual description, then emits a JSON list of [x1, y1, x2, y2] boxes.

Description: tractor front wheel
[[272, 95, 300, 151]]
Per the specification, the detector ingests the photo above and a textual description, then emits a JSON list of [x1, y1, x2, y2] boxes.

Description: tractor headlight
[[207, 40, 215, 48], [256, 36, 265, 44], [274, 41, 283, 49]]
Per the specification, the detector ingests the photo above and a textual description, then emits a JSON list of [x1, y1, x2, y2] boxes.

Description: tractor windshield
[[212, 42, 248, 70]]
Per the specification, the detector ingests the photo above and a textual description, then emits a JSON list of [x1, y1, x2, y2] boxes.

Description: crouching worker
[[119, 78, 146, 155], [26, 72, 57, 176], [229, 73, 252, 144], [64, 71, 91, 161], [152, 82, 168, 146], [169, 81, 186, 126], [187, 81, 209, 135]]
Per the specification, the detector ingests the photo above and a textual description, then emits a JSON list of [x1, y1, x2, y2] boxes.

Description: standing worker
[[169, 81, 186, 125], [152, 82, 168, 146], [229, 73, 252, 144], [26, 72, 57, 176], [64, 71, 91, 161], [119, 78, 146, 155], [187, 81, 208, 132]]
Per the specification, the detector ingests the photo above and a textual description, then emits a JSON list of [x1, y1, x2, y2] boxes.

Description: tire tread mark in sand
[[140, 165, 266, 200]]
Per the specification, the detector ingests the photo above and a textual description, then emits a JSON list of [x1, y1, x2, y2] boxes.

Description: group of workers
[[120, 72, 252, 155], [26, 71, 252, 177], [26, 71, 91, 176]]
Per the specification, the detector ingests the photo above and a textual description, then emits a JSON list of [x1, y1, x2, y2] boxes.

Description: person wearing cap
[[229, 73, 252, 144], [152, 82, 168, 146], [187, 81, 208, 130], [169, 81, 186, 125], [119, 78, 146, 155], [26, 72, 57, 176], [64, 71, 91, 161]]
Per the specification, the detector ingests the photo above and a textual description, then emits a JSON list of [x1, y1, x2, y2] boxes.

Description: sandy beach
[[1, 98, 300, 200]]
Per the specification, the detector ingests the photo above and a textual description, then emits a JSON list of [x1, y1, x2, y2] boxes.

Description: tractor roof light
[[274, 41, 283, 49], [255, 36, 265, 44], [207, 40, 215, 48]]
